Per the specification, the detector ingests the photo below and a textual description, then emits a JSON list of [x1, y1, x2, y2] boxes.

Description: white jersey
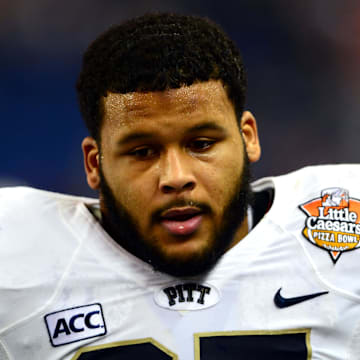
[[1, 164, 360, 359]]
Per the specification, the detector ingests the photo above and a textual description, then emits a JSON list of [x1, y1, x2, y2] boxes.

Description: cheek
[[101, 155, 147, 206], [112, 174, 156, 221], [198, 153, 243, 208], [116, 183, 144, 211]]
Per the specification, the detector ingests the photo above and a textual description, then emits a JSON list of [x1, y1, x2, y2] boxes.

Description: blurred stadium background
[[1, 0, 359, 196]]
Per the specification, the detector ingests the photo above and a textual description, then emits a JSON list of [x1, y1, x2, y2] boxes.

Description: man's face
[[83, 80, 261, 276]]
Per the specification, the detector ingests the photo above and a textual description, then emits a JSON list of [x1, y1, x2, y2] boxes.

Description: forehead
[[101, 80, 236, 132]]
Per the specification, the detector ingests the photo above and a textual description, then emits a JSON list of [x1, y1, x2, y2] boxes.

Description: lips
[[160, 207, 203, 236]]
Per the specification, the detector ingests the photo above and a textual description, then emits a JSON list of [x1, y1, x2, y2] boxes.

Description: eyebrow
[[116, 132, 155, 147], [184, 122, 227, 134], [117, 122, 228, 147]]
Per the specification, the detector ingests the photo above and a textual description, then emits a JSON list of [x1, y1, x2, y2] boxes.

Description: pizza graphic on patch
[[299, 187, 360, 263]]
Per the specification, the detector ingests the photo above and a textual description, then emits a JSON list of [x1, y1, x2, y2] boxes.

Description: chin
[[149, 241, 219, 277], [159, 237, 211, 260]]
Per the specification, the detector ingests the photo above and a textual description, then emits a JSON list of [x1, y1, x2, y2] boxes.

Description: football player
[[1, 13, 359, 360]]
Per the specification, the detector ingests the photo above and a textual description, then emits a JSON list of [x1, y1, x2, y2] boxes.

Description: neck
[[226, 214, 249, 251]]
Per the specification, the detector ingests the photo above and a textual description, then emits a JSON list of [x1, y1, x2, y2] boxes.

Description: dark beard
[[98, 155, 253, 277]]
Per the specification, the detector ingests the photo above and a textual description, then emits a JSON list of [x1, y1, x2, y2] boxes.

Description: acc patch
[[299, 187, 360, 263], [44, 303, 106, 347]]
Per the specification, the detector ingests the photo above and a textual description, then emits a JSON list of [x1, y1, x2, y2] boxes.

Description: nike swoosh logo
[[274, 287, 328, 308]]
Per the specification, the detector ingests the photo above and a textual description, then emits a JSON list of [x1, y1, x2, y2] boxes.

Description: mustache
[[151, 199, 212, 223]]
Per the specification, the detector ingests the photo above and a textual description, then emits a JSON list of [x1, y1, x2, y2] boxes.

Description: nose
[[159, 148, 196, 194]]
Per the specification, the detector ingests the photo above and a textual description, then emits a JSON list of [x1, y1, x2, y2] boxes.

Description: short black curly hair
[[76, 13, 247, 141]]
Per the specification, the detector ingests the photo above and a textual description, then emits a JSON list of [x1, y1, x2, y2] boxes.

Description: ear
[[82, 137, 101, 190], [240, 111, 261, 163]]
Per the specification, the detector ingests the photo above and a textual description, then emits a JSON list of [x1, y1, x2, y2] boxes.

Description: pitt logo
[[299, 188, 360, 263], [154, 282, 220, 310], [44, 303, 106, 347]]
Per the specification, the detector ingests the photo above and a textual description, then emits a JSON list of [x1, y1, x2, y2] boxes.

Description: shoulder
[[0, 185, 97, 209], [0, 185, 98, 262], [0, 186, 98, 252], [252, 164, 360, 215], [253, 164, 360, 195], [278, 163, 360, 188], [0, 186, 98, 226]]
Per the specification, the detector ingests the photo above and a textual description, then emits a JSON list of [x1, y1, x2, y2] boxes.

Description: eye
[[129, 146, 157, 159], [189, 139, 215, 152]]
